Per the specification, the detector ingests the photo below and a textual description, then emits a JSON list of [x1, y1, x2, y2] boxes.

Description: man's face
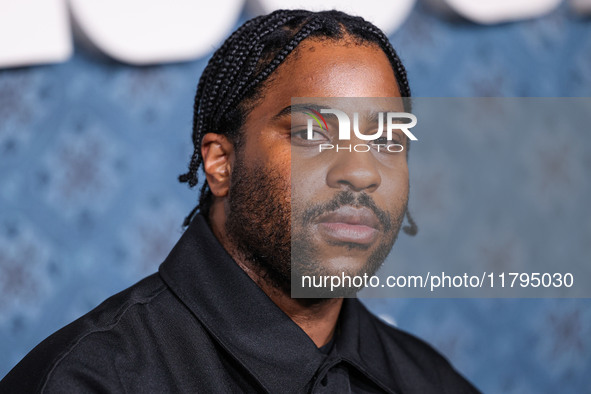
[[224, 39, 409, 295]]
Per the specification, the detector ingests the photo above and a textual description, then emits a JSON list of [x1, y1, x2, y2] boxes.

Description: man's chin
[[290, 236, 396, 298], [292, 239, 390, 274]]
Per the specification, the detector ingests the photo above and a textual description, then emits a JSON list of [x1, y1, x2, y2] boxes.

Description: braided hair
[[179, 9, 417, 235]]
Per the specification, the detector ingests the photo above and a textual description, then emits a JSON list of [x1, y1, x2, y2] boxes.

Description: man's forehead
[[241, 42, 402, 132], [260, 42, 400, 99], [275, 98, 406, 120]]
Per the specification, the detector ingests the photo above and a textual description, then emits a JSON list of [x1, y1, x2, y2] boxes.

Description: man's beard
[[225, 154, 407, 297], [291, 191, 405, 297], [225, 157, 292, 292]]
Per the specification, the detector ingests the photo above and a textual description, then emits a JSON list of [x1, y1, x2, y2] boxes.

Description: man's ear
[[201, 133, 234, 197]]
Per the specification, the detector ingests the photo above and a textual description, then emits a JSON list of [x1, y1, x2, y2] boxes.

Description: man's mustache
[[300, 191, 393, 233]]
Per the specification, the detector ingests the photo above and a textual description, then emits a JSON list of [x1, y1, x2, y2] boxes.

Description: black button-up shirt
[[1, 215, 480, 393]]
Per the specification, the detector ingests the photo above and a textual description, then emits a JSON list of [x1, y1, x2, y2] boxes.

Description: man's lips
[[315, 206, 380, 245]]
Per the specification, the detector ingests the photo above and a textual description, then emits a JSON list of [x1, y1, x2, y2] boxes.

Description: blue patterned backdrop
[[1, 3, 590, 392]]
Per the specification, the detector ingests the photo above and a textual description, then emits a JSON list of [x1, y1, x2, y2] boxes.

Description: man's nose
[[325, 147, 381, 193]]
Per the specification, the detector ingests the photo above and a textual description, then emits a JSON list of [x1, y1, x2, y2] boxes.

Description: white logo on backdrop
[[0, 0, 586, 68]]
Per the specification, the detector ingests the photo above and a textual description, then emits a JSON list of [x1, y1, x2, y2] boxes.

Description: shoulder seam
[[39, 282, 168, 393]]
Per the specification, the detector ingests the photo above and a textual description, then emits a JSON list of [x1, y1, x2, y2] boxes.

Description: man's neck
[[208, 204, 343, 348]]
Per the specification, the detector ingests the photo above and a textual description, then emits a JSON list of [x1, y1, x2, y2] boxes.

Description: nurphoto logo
[[304, 108, 418, 153]]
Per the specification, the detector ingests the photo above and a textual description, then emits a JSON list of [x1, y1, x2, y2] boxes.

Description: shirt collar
[[159, 214, 324, 393], [335, 298, 404, 393], [159, 214, 402, 393]]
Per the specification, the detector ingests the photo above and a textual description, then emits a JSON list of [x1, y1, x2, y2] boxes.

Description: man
[[1, 9, 479, 393]]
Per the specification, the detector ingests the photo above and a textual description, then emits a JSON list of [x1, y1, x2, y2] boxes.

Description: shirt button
[[321, 376, 328, 386]]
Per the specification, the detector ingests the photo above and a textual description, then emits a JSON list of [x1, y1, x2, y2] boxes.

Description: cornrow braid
[[179, 9, 416, 234]]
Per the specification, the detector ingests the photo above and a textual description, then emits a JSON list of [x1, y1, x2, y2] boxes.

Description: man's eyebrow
[[271, 103, 330, 121], [366, 110, 409, 124]]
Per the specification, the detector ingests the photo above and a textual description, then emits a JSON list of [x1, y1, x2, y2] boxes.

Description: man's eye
[[292, 129, 327, 141], [372, 136, 401, 146]]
